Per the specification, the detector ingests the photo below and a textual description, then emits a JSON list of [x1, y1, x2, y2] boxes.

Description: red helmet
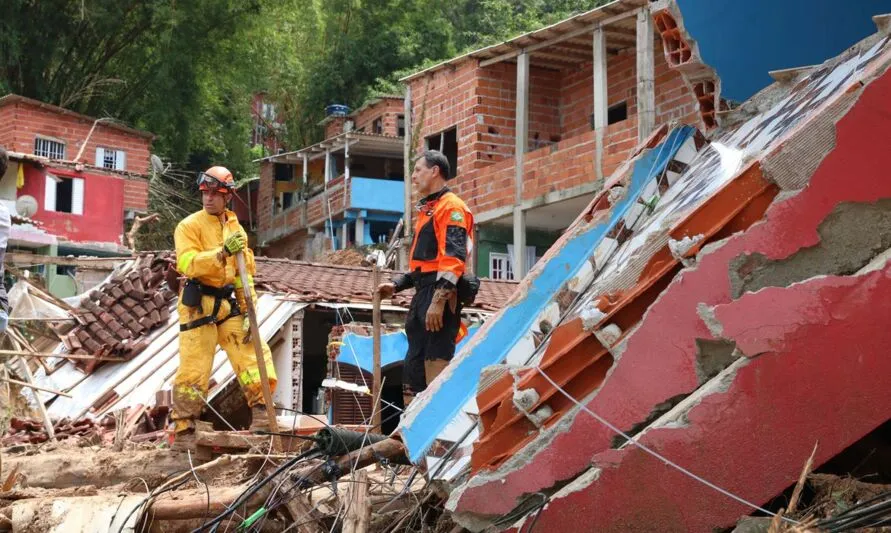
[[197, 166, 235, 193]]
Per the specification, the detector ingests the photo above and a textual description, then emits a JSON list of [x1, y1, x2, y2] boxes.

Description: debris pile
[[1, 417, 104, 445]]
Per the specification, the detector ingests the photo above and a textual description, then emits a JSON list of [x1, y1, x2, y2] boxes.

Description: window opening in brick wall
[[397, 115, 406, 137], [425, 127, 458, 179], [44, 174, 84, 214], [373, 117, 383, 134], [96, 147, 126, 170], [34, 137, 65, 159], [274, 163, 294, 181], [608, 101, 628, 125], [489, 252, 513, 280]]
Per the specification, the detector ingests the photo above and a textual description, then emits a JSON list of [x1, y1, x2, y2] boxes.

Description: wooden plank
[[5, 252, 129, 270], [282, 492, 326, 533], [342, 469, 371, 533]]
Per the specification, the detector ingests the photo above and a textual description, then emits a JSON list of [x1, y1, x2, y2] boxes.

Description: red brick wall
[[0, 100, 152, 174], [262, 230, 308, 260], [258, 161, 274, 233], [123, 179, 149, 212], [353, 98, 404, 136], [407, 39, 699, 218], [324, 117, 347, 139]]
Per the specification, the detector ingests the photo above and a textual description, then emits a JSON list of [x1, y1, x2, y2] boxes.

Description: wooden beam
[[513, 51, 529, 280], [342, 469, 371, 533], [6, 252, 129, 270], [479, 8, 641, 68], [0, 349, 123, 362], [593, 25, 608, 183], [0, 374, 72, 398], [636, 8, 656, 141]]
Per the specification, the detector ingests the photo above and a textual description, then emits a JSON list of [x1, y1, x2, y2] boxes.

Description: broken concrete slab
[[448, 31, 891, 524]]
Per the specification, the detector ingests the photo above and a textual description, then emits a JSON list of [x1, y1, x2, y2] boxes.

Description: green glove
[[224, 232, 246, 255], [242, 315, 252, 344]]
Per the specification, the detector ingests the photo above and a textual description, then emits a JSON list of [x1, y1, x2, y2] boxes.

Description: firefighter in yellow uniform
[[377, 150, 476, 406], [170, 166, 276, 447]]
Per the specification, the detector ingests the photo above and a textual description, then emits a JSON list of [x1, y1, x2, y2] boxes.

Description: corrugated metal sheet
[[33, 295, 305, 420]]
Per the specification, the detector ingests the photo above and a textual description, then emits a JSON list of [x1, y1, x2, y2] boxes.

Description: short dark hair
[[0, 147, 7, 178], [421, 150, 451, 180]]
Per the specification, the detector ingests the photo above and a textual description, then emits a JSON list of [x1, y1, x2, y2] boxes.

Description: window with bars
[[34, 137, 66, 159], [96, 147, 126, 170], [489, 252, 514, 280], [372, 117, 383, 134]]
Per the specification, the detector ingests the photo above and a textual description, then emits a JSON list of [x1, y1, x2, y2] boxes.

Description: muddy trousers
[[171, 294, 277, 433]]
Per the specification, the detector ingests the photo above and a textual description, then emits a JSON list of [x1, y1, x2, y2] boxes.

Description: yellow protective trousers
[[171, 293, 277, 433]]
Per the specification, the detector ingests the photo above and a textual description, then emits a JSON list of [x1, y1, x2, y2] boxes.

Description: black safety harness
[[179, 279, 242, 332]]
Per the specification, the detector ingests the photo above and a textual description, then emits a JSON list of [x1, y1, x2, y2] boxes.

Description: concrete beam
[[636, 8, 655, 141], [513, 51, 530, 279], [593, 25, 608, 182]]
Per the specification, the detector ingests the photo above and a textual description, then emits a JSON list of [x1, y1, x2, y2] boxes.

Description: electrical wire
[[534, 367, 800, 526], [194, 449, 321, 533]]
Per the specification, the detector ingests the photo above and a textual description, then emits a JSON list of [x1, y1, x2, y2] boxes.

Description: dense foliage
[[0, 0, 606, 248]]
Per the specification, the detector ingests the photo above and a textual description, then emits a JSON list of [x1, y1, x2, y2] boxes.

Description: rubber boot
[[250, 405, 270, 433]]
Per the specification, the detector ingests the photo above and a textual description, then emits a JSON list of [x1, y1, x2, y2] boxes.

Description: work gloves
[[224, 232, 246, 256], [426, 287, 457, 332], [376, 282, 396, 300]]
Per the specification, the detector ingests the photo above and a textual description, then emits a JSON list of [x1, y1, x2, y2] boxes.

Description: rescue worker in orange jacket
[[170, 166, 276, 448], [377, 150, 474, 406]]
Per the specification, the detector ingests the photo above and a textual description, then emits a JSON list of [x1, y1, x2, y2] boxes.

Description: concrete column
[[512, 51, 530, 279], [636, 8, 656, 142], [344, 138, 351, 181], [302, 153, 308, 201], [402, 85, 413, 270], [355, 214, 365, 246], [593, 25, 608, 182], [324, 148, 331, 183], [273, 317, 294, 409], [341, 222, 349, 249]]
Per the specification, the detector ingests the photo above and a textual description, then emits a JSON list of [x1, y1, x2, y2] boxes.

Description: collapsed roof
[[398, 22, 891, 533]]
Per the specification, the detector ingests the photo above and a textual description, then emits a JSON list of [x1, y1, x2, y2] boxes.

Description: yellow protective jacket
[[174, 209, 256, 312]]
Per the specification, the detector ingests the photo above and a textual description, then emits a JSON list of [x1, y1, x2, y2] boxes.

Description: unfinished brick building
[[402, 0, 698, 279], [256, 96, 406, 260]]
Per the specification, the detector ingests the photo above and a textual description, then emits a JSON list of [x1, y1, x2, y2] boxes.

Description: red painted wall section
[[454, 55, 891, 530], [20, 163, 125, 245]]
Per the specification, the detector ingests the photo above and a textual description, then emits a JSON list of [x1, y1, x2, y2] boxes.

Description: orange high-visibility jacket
[[408, 188, 474, 287]]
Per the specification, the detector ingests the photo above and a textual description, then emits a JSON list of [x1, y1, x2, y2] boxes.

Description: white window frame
[[262, 103, 276, 121], [44, 174, 84, 215], [34, 136, 66, 159], [489, 252, 514, 281], [96, 147, 126, 171]]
